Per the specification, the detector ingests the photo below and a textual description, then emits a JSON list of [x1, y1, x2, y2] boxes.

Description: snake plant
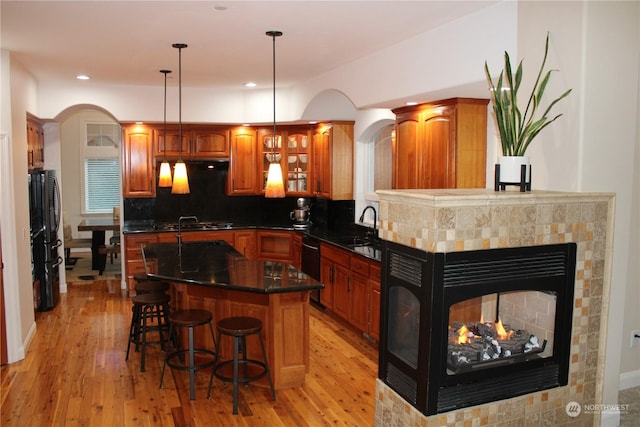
[[484, 33, 572, 157]]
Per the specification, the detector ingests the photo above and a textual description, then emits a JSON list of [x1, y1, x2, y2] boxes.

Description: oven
[[301, 235, 322, 307]]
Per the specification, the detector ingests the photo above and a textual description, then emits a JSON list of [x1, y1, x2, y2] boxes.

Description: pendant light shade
[[264, 30, 285, 198], [171, 43, 190, 194], [158, 69, 173, 187]]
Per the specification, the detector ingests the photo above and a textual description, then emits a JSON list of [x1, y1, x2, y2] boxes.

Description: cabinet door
[[312, 127, 331, 198], [292, 233, 302, 269], [234, 230, 256, 259], [284, 128, 311, 195], [349, 272, 369, 332], [393, 114, 420, 189], [154, 125, 189, 157], [257, 128, 285, 194], [27, 118, 45, 170], [124, 233, 158, 293], [228, 128, 258, 195], [191, 127, 229, 158], [422, 109, 454, 189], [320, 257, 334, 310], [122, 125, 155, 197], [256, 230, 293, 263], [332, 263, 351, 321]]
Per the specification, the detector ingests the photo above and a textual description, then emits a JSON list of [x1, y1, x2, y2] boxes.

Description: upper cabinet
[[257, 127, 312, 196], [227, 127, 258, 195], [392, 98, 488, 190], [154, 125, 229, 159], [122, 123, 155, 198], [27, 116, 45, 170], [312, 122, 354, 200]]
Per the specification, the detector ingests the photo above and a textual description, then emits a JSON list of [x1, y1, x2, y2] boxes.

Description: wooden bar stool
[[213, 316, 276, 414], [125, 293, 171, 372], [160, 309, 217, 400], [135, 280, 170, 295]]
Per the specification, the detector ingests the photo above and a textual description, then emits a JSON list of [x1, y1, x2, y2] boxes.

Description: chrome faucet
[[177, 215, 198, 254], [359, 206, 377, 238]]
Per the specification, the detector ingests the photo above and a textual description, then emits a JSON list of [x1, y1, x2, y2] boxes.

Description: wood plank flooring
[[1, 278, 379, 426]]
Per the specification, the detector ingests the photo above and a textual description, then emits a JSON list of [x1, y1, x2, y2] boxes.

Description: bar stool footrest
[[214, 359, 269, 384], [166, 349, 216, 372]]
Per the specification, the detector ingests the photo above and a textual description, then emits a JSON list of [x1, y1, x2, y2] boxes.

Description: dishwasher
[[301, 235, 322, 308]]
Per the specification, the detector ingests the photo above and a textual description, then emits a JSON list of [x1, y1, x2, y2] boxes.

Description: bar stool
[[213, 316, 276, 414], [160, 309, 217, 400], [125, 293, 171, 372]]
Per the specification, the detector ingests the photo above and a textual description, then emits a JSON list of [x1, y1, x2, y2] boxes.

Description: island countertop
[[142, 240, 324, 294]]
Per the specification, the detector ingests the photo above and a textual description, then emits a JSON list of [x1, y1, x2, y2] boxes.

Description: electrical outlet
[[632, 330, 640, 348]]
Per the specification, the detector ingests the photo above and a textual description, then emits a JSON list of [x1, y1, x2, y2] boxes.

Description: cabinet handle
[[347, 277, 351, 292], [330, 266, 334, 284], [28, 150, 34, 166]]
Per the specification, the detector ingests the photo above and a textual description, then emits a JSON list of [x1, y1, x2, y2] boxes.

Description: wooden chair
[[63, 224, 92, 261]]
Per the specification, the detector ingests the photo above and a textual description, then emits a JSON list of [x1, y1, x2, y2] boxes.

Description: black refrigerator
[[28, 170, 62, 311]]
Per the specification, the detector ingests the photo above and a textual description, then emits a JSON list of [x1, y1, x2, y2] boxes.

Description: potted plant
[[484, 32, 572, 187]]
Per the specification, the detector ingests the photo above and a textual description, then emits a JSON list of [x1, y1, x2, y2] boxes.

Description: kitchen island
[[142, 240, 323, 389]]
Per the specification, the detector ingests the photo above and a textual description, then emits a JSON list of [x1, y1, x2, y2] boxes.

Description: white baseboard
[[619, 369, 640, 390]]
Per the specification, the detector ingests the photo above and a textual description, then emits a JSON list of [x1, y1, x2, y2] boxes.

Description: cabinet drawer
[[350, 255, 369, 277], [320, 243, 350, 267]]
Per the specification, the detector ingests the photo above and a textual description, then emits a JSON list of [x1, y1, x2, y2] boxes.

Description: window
[[82, 122, 121, 214], [84, 158, 120, 213]]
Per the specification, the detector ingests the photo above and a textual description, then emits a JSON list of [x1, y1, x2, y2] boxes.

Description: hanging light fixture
[[264, 30, 285, 198], [158, 69, 173, 187], [171, 43, 190, 194]]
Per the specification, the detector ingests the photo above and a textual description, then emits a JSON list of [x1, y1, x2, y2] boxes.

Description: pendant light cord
[[160, 69, 171, 160], [267, 31, 282, 154], [172, 43, 187, 160]]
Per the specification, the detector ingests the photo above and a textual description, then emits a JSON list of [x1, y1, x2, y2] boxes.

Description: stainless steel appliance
[[29, 170, 62, 311], [301, 234, 322, 307], [290, 197, 312, 230]]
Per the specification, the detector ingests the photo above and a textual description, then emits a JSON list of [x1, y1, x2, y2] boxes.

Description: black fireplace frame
[[379, 241, 577, 415]]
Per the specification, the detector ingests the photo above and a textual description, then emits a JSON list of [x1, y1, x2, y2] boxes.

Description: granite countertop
[[142, 240, 324, 294]]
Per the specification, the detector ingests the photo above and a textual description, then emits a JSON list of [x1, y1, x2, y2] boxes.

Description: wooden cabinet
[[321, 242, 381, 339], [234, 230, 256, 259], [157, 230, 235, 245], [392, 98, 489, 189], [154, 125, 229, 159], [227, 127, 258, 195], [27, 117, 45, 170], [258, 127, 312, 196], [256, 230, 294, 263], [122, 123, 155, 197], [124, 233, 159, 293], [312, 122, 354, 200]]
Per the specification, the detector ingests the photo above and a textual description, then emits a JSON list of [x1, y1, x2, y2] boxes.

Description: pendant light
[[158, 69, 173, 187], [171, 43, 190, 194], [264, 30, 286, 198]]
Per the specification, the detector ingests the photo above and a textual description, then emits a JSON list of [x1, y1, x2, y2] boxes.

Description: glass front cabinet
[[258, 127, 311, 196]]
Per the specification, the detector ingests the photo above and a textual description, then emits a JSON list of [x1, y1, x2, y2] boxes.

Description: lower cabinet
[[124, 233, 159, 294], [234, 230, 256, 259], [256, 230, 294, 263], [320, 243, 381, 340]]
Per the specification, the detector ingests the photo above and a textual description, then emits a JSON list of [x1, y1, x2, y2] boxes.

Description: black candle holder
[[494, 163, 532, 192]]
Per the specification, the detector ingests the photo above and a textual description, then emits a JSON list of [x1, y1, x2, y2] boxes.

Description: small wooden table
[[78, 218, 120, 271]]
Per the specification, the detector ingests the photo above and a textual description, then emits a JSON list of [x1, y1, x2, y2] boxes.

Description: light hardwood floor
[[1, 277, 378, 426]]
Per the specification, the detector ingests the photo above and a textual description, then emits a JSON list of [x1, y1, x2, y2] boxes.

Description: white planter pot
[[498, 156, 530, 183]]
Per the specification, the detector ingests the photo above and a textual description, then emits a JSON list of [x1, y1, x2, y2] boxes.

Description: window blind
[[84, 158, 120, 213]]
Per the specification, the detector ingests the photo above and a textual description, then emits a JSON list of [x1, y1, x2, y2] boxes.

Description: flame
[[457, 324, 470, 344], [495, 318, 514, 340]]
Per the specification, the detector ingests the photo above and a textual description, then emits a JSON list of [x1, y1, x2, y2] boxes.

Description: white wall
[[0, 52, 37, 363]]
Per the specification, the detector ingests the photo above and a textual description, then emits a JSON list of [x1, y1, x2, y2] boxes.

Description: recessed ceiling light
[[214, 5, 227, 11], [405, 101, 418, 106], [76, 74, 90, 80], [308, 121, 318, 125], [244, 82, 256, 88]]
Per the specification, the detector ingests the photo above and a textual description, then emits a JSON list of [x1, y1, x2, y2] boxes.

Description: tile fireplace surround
[[375, 189, 615, 427]]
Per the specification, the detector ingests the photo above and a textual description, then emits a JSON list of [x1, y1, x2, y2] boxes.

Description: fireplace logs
[[447, 321, 547, 373]]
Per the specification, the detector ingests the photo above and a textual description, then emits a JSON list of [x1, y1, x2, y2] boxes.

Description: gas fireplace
[[379, 241, 577, 415]]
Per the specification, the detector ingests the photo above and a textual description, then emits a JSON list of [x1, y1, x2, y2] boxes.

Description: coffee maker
[[290, 198, 312, 230]]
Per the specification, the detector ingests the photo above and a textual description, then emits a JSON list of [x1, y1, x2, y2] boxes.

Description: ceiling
[[1, 1, 496, 94]]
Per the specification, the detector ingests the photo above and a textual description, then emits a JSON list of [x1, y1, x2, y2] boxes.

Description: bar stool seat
[[135, 280, 170, 295], [126, 293, 171, 372], [213, 316, 276, 414], [160, 309, 217, 400]]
